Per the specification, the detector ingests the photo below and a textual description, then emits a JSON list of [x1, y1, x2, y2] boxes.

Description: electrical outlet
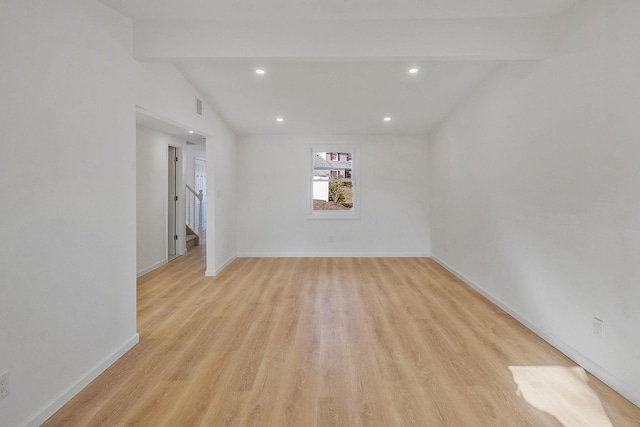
[[0, 371, 8, 400], [593, 317, 603, 337]]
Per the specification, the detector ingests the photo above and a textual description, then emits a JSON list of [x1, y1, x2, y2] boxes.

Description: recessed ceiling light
[[188, 130, 194, 134], [276, 117, 284, 122], [409, 68, 419, 74], [384, 117, 392, 122], [256, 69, 265, 75]]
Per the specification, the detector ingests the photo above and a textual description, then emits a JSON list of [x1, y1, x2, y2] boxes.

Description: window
[[311, 147, 358, 218]]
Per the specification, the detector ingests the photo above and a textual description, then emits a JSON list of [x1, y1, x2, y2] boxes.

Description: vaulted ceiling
[[100, 0, 584, 135]]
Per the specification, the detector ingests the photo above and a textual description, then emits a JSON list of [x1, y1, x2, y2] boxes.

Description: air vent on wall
[[195, 97, 203, 116]]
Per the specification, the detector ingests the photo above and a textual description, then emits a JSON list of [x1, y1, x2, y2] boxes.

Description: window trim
[[309, 145, 360, 220]]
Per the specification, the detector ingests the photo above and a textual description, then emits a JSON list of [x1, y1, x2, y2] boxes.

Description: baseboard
[[431, 255, 640, 408], [136, 258, 168, 277], [204, 255, 238, 277], [24, 334, 140, 427], [238, 252, 430, 258], [216, 255, 237, 275]]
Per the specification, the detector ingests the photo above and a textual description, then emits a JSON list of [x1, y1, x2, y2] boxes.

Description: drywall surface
[[136, 62, 218, 137], [208, 129, 238, 275], [136, 125, 188, 275], [429, 0, 640, 406], [134, 18, 554, 60], [237, 135, 430, 257], [0, 1, 138, 425]]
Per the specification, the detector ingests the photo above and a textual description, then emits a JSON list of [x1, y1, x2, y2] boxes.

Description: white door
[[168, 147, 178, 257], [195, 158, 206, 230]]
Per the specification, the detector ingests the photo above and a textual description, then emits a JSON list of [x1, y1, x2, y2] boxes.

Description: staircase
[[185, 184, 205, 250], [186, 224, 199, 249]]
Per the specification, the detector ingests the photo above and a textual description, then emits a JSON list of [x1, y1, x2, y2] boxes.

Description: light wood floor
[[44, 246, 640, 426]]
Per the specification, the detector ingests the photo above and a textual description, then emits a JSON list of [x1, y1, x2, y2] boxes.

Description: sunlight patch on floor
[[509, 366, 612, 427]]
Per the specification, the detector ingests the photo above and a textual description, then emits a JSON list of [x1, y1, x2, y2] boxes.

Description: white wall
[[208, 129, 238, 274], [429, 0, 640, 406], [136, 63, 217, 137], [136, 125, 189, 276], [0, 1, 238, 424], [238, 135, 430, 256], [0, 1, 138, 426]]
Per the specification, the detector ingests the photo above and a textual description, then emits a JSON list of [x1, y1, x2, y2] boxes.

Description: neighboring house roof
[[314, 154, 332, 170], [327, 160, 352, 169], [313, 154, 352, 170]]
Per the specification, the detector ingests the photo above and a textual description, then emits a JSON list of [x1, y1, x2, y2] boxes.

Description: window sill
[[308, 212, 360, 220]]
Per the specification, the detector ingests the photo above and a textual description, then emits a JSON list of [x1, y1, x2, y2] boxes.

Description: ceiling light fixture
[[188, 130, 194, 134], [256, 69, 265, 75], [276, 117, 284, 122], [384, 117, 392, 122], [409, 68, 419, 74]]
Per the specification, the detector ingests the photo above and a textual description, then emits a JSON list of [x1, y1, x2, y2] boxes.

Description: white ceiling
[[100, 0, 583, 136], [176, 60, 499, 135]]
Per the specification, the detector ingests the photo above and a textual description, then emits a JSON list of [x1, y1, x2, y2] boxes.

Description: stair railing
[[186, 184, 204, 236]]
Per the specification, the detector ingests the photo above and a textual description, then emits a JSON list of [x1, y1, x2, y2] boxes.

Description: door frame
[[168, 145, 186, 258]]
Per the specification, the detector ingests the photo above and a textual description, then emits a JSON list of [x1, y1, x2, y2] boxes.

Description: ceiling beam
[[133, 17, 556, 61]]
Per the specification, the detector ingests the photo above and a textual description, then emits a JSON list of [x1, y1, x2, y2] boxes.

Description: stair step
[[186, 233, 198, 249]]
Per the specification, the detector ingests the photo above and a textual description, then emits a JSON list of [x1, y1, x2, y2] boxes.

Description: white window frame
[[309, 145, 359, 220]]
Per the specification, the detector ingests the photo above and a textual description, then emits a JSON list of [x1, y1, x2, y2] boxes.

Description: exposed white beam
[[134, 18, 556, 61]]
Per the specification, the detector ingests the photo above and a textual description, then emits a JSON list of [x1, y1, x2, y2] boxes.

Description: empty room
[[1, 0, 640, 426]]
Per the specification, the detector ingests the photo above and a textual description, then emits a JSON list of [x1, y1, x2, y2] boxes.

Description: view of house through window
[[312, 150, 354, 212]]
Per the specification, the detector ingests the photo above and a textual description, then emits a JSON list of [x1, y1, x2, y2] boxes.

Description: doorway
[[195, 157, 207, 232], [168, 146, 178, 259]]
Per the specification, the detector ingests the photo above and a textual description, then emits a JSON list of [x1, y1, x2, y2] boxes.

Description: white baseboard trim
[[24, 334, 140, 427], [205, 255, 238, 277], [136, 258, 168, 277], [216, 255, 237, 275], [237, 252, 430, 258], [431, 255, 640, 408]]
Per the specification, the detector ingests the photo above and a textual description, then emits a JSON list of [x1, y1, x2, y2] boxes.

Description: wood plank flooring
[[44, 247, 640, 426]]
